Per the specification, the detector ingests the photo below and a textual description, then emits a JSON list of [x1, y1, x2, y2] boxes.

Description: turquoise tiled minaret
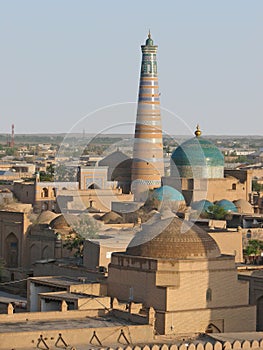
[[131, 32, 164, 192]]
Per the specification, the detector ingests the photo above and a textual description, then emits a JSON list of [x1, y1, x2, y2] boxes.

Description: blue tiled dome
[[191, 200, 213, 212], [152, 186, 184, 202], [171, 137, 224, 168], [216, 199, 238, 212]]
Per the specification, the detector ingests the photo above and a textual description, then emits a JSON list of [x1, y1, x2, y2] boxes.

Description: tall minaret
[[11, 124, 15, 148], [131, 32, 164, 196]]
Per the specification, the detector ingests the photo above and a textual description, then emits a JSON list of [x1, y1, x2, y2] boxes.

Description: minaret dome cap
[[145, 30, 154, 46]]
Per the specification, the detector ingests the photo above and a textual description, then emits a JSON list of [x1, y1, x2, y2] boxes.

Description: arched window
[[87, 183, 101, 190], [5, 233, 18, 268], [206, 288, 212, 302], [42, 188, 49, 198], [30, 244, 39, 265], [147, 63, 151, 73], [52, 188, 56, 197], [42, 246, 51, 260], [232, 183, 237, 190]]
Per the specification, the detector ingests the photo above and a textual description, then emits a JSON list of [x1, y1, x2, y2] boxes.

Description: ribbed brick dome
[[126, 216, 220, 259], [50, 215, 70, 229], [233, 199, 253, 214]]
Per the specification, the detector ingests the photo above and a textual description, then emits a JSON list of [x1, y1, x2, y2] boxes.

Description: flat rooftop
[[238, 268, 263, 277], [0, 315, 132, 333], [38, 291, 107, 301], [0, 291, 26, 305], [89, 233, 134, 248], [29, 276, 96, 287]]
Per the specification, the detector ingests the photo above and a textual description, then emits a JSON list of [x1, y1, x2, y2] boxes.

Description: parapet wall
[[0, 309, 103, 322], [99, 339, 263, 350], [0, 324, 153, 349]]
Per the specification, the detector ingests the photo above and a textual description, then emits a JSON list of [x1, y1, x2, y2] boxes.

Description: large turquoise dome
[[171, 126, 224, 179], [171, 137, 224, 167]]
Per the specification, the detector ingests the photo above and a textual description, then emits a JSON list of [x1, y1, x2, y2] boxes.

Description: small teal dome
[[145, 31, 154, 46], [216, 199, 238, 212], [152, 186, 184, 202], [191, 200, 213, 212], [146, 37, 153, 46]]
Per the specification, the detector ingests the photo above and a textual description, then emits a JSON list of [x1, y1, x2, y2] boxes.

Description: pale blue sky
[[0, 0, 262, 135]]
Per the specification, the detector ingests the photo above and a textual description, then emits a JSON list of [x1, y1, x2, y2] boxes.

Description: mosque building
[[163, 125, 253, 208], [108, 214, 256, 334], [128, 33, 252, 214]]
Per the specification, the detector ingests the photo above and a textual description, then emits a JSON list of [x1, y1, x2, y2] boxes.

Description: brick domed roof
[[50, 214, 71, 229], [126, 216, 220, 259], [36, 210, 58, 225], [100, 211, 124, 224], [233, 199, 253, 214]]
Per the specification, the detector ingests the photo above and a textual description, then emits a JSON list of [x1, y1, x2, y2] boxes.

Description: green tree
[[236, 155, 248, 163], [252, 180, 263, 192], [244, 239, 263, 264], [63, 214, 101, 258], [5, 147, 17, 156], [71, 214, 101, 239], [204, 204, 227, 220], [39, 164, 55, 182], [63, 234, 84, 258], [55, 164, 77, 182]]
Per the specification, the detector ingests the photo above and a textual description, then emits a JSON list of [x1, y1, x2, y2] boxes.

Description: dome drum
[[171, 163, 224, 179]]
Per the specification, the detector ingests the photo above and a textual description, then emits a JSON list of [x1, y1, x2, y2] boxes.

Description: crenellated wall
[[99, 340, 263, 350]]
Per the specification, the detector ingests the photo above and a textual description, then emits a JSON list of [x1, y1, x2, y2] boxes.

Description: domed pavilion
[[108, 216, 256, 334]]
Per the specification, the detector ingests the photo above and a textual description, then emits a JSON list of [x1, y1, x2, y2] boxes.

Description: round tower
[[131, 32, 164, 197]]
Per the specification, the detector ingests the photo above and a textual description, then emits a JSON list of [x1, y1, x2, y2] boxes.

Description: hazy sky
[[0, 0, 262, 135]]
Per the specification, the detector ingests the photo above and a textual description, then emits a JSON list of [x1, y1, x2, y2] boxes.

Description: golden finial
[[148, 29, 151, 39], [194, 124, 202, 137]]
